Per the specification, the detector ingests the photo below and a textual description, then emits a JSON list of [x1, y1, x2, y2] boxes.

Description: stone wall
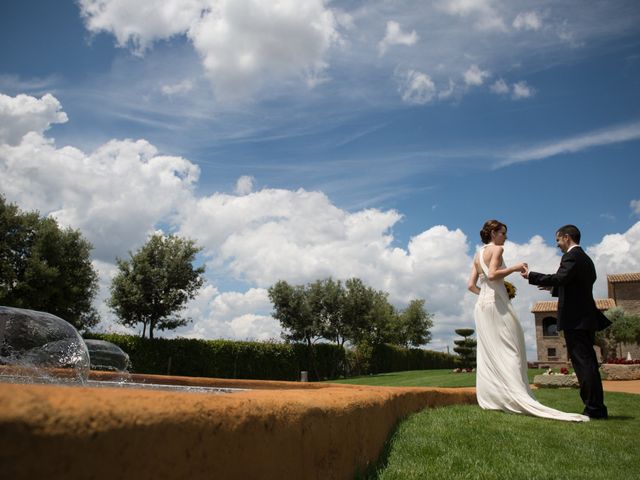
[[611, 281, 640, 315]]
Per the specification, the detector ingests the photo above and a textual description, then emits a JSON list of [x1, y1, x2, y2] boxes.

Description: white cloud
[[490, 79, 536, 99], [0, 93, 68, 145], [438, 0, 507, 32], [490, 78, 509, 94], [178, 288, 281, 341], [512, 80, 535, 99], [398, 69, 437, 105], [378, 20, 419, 57], [161, 79, 194, 96], [234, 175, 255, 195], [513, 11, 542, 31], [503, 121, 640, 165], [78, 0, 340, 98], [78, 0, 209, 54], [631, 200, 640, 216], [187, 0, 340, 98], [0, 95, 199, 262], [463, 64, 490, 86], [588, 222, 640, 296]]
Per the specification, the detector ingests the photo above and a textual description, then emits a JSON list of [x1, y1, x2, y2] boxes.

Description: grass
[[330, 368, 538, 388], [338, 370, 640, 480]]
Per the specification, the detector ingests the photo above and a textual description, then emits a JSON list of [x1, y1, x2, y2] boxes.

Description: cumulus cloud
[[463, 64, 490, 86], [632, 200, 640, 216], [490, 78, 510, 94], [0, 93, 68, 145], [491, 79, 536, 99], [187, 0, 339, 98], [78, 0, 208, 54], [178, 287, 281, 341], [378, 20, 419, 56], [78, 0, 340, 98], [513, 11, 542, 31], [512, 80, 535, 99], [397, 69, 437, 105], [438, 0, 507, 32], [0, 94, 199, 262], [234, 175, 254, 195], [588, 222, 640, 295]]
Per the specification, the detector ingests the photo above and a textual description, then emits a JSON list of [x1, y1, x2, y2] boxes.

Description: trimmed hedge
[[369, 343, 458, 374], [84, 334, 344, 381], [84, 334, 457, 380]]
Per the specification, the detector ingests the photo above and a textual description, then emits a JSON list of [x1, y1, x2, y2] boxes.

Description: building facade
[[533, 272, 640, 367], [533, 299, 615, 367]]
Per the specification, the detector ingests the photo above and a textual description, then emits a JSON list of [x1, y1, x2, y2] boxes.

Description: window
[[543, 317, 558, 337], [547, 348, 557, 358]]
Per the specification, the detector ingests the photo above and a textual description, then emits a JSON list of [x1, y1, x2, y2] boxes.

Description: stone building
[[607, 272, 640, 359], [608, 273, 640, 314], [532, 299, 614, 367], [532, 272, 640, 366]]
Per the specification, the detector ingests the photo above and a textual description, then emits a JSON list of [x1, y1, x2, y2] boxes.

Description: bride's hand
[[513, 262, 527, 273]]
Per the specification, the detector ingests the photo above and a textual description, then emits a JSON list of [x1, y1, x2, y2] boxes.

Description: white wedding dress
[[474, 246, 589, 422]]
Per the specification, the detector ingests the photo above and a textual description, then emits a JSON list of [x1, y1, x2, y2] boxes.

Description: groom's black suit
[[528, 246, 611, 419]]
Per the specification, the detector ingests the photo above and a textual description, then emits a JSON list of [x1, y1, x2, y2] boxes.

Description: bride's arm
[[467, 261, 480, 295], [487, 246, 525, 281]]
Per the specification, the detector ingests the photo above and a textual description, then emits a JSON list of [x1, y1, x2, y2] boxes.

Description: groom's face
[[555, 233, 570, 253]]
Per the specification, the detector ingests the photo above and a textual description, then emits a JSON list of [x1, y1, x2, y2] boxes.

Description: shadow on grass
[[607, 415, 634, 420]]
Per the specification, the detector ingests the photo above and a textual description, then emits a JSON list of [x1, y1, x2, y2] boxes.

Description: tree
[[395, 299, 434, 348], [0, 195, 99, 331], [341, 278, 376, 345], [598, 307, 640, 359], [108, 233, 205, 339], [453, 328, 477, 368], [363, 289, 398, 346], [307, 278, 346, 345], [268, 280, 321, 346]]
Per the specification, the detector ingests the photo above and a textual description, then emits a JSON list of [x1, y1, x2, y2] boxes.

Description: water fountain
[[0, 305, 90, 384], [0, 306, 476, 479]]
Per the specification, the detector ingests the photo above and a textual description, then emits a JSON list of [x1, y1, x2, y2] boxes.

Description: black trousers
[[563, 329, 608, 418]]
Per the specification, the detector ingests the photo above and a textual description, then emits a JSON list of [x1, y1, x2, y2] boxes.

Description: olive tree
[[108, 233, 205, 339]]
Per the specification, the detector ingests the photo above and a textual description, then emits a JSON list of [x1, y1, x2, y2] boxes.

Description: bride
[[467, 219, 589, 422]]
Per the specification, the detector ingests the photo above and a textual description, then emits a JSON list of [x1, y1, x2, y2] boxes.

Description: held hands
[[520, 263, 529, 279]]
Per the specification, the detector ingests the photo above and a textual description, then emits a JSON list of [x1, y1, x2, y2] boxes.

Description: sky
[[1, 0, 639, 360]]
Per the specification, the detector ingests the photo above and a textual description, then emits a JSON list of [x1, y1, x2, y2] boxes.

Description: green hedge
[[368, 343, 458, 374], [84, 334, 345, 381], [84, 334, 456, 380]]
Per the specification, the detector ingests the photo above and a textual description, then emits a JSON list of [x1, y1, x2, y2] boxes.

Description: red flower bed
[[605, 358, 640, 365]]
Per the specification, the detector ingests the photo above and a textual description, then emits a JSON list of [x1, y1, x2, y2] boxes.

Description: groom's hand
[[520, 264, 529, 279]]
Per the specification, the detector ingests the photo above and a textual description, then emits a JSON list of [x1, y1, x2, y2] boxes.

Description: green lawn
[[330, 368, 538, 388], [338, 370, 640, 480]]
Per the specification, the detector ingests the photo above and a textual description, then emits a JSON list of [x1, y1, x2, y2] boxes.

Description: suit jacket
[[528, 246, 612, 332]]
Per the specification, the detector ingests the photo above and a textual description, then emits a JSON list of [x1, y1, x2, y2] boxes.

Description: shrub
[[84, 333, 345, 381]]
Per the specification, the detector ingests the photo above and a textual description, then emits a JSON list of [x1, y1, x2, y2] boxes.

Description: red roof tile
[[607, 273, 640, 283], [531, 298, 615, 313]]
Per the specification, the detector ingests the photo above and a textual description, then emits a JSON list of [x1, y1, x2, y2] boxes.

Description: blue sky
[[1, 0, 639, 359]]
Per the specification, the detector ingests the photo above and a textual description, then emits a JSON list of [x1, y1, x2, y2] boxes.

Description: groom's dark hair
[[557, 225, 581, 244]]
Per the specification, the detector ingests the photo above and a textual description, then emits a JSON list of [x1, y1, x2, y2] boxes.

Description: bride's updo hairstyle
[[480, 219, 507, 244]]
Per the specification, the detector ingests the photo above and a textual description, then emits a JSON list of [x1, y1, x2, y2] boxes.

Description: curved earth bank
[[0, 373, 476, 479]]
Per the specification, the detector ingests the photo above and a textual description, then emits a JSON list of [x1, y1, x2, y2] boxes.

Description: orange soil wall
[[0, 374, 475, 479]]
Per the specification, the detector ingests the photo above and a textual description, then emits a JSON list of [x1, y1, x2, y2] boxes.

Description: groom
[[522, 225, 611, 419]]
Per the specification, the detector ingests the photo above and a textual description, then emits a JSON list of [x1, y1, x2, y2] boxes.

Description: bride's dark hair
[[480, 219, 507, 244]]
